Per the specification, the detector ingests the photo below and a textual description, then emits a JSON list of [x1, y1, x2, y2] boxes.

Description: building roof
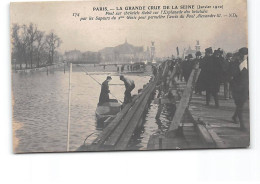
[[100, 40, 143, 55]]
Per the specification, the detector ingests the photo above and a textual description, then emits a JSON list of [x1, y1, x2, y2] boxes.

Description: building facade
[[99, 40, 150, 63]]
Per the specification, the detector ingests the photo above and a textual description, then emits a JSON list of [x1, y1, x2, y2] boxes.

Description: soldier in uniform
[[98, 76, 112, 105], [229, 47, 249, 130]]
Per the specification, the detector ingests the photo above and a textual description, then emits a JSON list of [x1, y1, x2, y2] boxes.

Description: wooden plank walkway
[[147, 85, 250, 150], [166, 64, 201, 137], [77, 63, 165, 151], [147, 62, 249, 150], [147, 65, 209, 150], [147, 108, 207, 150], [189, 91, 250, 148], [77, 59, 250, 151]]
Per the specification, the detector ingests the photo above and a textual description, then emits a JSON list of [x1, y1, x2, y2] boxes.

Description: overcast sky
[[10, 0, 248, 57]]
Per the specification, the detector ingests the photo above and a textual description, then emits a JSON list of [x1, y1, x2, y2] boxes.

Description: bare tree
[[26, 23, 38, 69], [11, 24, 29, 69], [12, 23, 63, 69], [45, 32, 62, 65], [35, 30, 45, 67]]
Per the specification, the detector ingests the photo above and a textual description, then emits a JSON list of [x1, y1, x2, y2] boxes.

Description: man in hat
[[229, 47, 249, 130], [152, 65, 157, 77], [98, 76, 112, 105], [204, 48, 223, 107], [196, 48, 213, 95], [221, 53, 233, 99], [120, 75, 135, 104], [175, 58, 183, 81], [194, 51, 202, 94], [194, 51, 202, 67], [182, 54, 194, 82]]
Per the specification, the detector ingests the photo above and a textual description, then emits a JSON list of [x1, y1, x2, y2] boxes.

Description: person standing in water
[[98, 76, 112, 105]]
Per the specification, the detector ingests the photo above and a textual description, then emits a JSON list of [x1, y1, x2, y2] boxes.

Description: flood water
[[12, 65, 175, 153]]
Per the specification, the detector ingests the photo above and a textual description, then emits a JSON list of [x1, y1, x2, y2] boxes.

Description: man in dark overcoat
[[98, 76, 112, 105], [229, 47, 249, 130], [182, 54, 194, 82], [221, 53, 233, 99], [194, 51, 202, 94], [204, 49, 223, 107], [196, 47, 213, 94]]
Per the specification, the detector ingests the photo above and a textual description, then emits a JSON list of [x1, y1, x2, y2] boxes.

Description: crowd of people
[[156, 46, 249, 130], [98, 46, 249, 130]]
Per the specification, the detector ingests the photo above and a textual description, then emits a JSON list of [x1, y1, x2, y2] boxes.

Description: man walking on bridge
[[229, 47, 249, 130], [204, 48, 223, 107], [120, 75, 135, 105]]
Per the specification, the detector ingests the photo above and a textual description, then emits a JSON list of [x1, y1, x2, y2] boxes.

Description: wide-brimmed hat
[[214, 48, 222, 55], [119, 75, 124, 80], [188, 54, 193, 59], [239, 47, 248, 55], [106, 76, 112, 80], [226, 53, 233, 58], [196, 51, 202, 56], [205, 47, 213, 54]]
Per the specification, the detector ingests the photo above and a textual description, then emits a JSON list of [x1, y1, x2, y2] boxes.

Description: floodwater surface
[[12, 65, 160, 153]]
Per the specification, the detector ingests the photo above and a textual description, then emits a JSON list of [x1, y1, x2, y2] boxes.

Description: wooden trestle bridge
[[78, 60, 250, 151]]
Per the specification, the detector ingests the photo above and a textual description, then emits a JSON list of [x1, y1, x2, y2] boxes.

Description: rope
[[78, 64, 123, 103], [83, 132, 96, 145]]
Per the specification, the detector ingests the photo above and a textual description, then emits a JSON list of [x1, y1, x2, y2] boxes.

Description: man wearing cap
[[229, 47, 249, 130], [98, 76, 112, 105], [120, 75, 135, 104]]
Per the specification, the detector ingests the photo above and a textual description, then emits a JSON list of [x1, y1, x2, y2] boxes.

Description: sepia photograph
[[10, 0, 249, 153]]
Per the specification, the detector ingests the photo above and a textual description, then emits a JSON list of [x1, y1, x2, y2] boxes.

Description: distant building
[[183, 40, 204, 58], [195, 40, 201, 52], [150, 41, 156, 62], [99, 40, 149, 63], [64, 49, 101, 64]]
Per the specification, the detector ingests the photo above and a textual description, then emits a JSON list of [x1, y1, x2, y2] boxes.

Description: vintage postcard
[[11, 0, 249, 153]]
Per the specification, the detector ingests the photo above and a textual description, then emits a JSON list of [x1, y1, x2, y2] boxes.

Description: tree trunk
[[37, 52, 40, 68], [51, 50, 54, 64], [30, 54, 33, 69]]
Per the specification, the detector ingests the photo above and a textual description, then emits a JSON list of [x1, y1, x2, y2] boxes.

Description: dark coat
[[98, 80, 110, 105], [203, 55, 222, 93], [196, 56, 209, 91], [182, 59, 194, 82], [229, 59, 249, 104], [123, 78, 135, 92], [122, 77, 135, 104], [220, 57, 230, 83]]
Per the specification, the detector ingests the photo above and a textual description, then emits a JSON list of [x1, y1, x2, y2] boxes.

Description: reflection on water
[[128, 90, 176, 150], [12, 65, 152, 153]]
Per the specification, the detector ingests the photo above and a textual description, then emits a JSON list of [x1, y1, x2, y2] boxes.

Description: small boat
[[95, 99, 121, 126]]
